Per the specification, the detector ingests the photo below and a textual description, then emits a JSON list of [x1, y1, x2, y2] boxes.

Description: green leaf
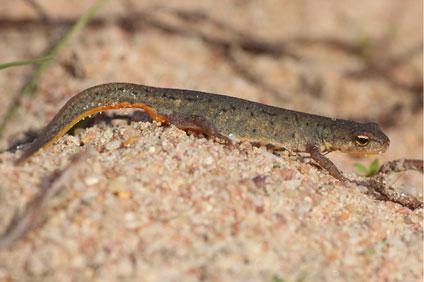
[[354, 159, 381, 177], [353, 163, 368, 175], [367, 159, 380, 176]]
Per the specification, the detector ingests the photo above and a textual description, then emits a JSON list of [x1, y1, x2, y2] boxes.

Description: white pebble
[[84, 176, 99, 186], [284, 179, 301, 190], [204, 156, 214, 165], [105, 140, 121, 151]]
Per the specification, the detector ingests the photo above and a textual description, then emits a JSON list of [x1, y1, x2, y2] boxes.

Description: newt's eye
[[354, 135, 370, 146]]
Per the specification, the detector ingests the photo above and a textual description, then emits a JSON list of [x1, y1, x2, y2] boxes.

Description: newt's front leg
[[306, 144, 348, 182]]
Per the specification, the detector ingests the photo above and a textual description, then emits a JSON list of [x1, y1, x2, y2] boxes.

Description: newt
[[15, 83, 390, 181]]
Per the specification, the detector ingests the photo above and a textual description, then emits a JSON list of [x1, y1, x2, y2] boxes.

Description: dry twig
[[0, 149, 91, 250], [352, 159, 423, 210]]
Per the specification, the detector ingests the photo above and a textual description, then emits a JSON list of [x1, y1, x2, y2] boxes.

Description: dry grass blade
[[353, 158, 424, 210]]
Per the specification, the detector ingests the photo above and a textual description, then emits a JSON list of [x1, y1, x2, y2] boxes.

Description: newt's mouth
[[347, 144, 389, 157], [348, 150, 384, 157]]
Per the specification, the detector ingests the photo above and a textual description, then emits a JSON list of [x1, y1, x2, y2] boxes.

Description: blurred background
[[0, 0, 422, 187]]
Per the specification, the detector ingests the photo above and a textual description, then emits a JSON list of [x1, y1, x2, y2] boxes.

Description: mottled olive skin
[[17, 83, 390, 162]]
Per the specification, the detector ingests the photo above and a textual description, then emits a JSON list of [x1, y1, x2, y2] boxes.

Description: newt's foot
[[304, 148, 424, 210]]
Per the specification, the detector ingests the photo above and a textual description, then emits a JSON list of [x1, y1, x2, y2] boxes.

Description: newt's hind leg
[[167, 113, 231, 144]]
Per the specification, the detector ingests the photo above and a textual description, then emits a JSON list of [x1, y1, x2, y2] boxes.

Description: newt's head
[[323, 121, 390, 156]]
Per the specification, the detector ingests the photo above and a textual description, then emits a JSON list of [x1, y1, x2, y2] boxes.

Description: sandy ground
[[0, 1, 422, 281]]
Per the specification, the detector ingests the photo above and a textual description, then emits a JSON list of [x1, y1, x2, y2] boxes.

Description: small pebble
[[26, 256, 47, 276], [108, 177, 132, 199], [204, 156, 214, 165], [115, 257, 134, 276], [284, 179, 301, 190], [71, 255, 86, 268], [105, 140, 122, 151], [122, 136, 140, 147], [103, 129, 113, 140], [84, 176, 99, 186], [111, 118, 128, 127]]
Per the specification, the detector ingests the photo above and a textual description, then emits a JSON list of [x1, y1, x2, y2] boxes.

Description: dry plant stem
[[0, 9, 419, 112], [23, 0, 50, 23], [225, 49, 288, 104], [0, 150, 90, 250], [307, 149, 423, 210], [352, 159, 424, 210], [167, 9, 422, 94], [0, 8, 420, 97], [378, 159, 423, 174], [355, 177, 423, 210]]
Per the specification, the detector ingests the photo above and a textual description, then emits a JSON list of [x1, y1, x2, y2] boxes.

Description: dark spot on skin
[[294, 114, 299, 124], [251, 142, 261, 147], [266, 144, 277, 151], [250, 112, 254, 117], [260, 109, 277, 117], [252, 128, 257, 133], [306, 122, 309, 126], [184, 97, 197, 102]]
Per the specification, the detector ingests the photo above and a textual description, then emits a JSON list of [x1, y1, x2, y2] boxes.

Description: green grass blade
[[0, 0, 108, 137], [0, 56, 52, 70]]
